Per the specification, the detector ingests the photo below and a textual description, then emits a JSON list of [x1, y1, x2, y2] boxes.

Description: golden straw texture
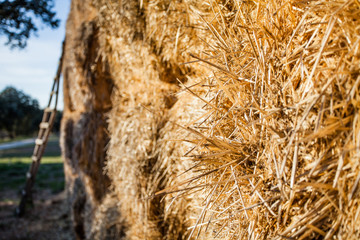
[[69, 0, 360, 239], [172, 0, 360, 239]]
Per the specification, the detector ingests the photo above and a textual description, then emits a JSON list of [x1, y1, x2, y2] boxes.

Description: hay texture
[[61, 0, 360, 239], [92, 0, 212, 238], [163, 0, 360, 239], [60, 0, 115, 238]]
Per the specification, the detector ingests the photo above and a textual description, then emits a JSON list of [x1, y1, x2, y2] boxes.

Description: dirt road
[[0, 139, 35, 151]]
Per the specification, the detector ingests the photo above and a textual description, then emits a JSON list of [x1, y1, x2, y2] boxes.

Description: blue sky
[[0, 0, 71, 110]]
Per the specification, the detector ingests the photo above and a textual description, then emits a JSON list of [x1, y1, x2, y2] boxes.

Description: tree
[[0, 0, 59, 49], [0, 86, 42, 138]]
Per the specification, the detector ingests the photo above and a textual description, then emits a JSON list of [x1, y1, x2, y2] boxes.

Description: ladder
[[16, 41, 65, 217]]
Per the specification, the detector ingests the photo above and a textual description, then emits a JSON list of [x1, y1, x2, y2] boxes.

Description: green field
[[0, 137, 64, 194]]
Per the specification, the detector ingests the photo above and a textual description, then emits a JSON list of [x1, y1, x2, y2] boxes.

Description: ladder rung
[[35, 139, 44, 145], [44, 107, 53, 112], [32, 156, 38, 162], [40, 122, 49, 129], [50, 90, 56, 95]]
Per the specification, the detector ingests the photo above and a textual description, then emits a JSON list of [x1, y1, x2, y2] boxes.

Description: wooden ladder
[[16, 41, 65, 217]]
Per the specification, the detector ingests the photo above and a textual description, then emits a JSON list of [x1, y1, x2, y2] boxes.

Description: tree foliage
[[0, 86, 62, 138], [0, 0, 59, 48], [0, 86, 42, 138]]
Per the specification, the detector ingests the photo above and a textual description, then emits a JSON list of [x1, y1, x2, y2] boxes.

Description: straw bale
[[90, 192, 126, 239], [60, 0, 115, 238], [91, 1, 213, 238], [166, 0, 360, 239]]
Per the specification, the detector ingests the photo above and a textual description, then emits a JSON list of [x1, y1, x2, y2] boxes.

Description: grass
[[0, 136, 64, 194]]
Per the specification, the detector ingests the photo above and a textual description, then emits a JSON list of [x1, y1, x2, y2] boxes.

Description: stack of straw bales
[[61, 0, 360, 239]]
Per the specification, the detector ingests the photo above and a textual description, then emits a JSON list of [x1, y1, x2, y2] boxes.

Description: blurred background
[[0, 1, 72, 238]]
